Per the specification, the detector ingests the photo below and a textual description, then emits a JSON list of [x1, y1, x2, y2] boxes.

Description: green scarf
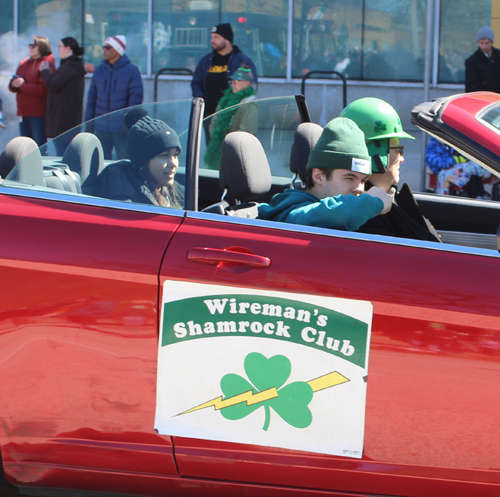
[[204, 86, 256, 170]]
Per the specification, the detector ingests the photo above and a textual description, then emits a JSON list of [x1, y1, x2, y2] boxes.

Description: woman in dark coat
[[40, 37, 86, 155], [95, 116, 185, 208]]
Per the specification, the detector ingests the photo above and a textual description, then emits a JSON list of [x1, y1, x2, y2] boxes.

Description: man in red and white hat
[[84, 35, 144, 159]]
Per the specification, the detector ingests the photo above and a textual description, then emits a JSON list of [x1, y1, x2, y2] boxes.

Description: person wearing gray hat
[[465, 26, 500, 93], [95, 116, 184, 208]]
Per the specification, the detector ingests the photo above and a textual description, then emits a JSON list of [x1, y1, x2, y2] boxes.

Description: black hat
[[124, 107, 148, 129], [212, 23, 233, 43], [127, 117, 182, 168], [61, 37, 84, 56]]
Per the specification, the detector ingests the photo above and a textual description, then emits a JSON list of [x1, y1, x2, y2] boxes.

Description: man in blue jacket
[[191, 23, 257, 144], [85, 35, 143, 159]]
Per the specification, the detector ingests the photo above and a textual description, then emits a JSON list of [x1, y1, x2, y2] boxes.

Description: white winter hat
[[104, 35, 126, 55]]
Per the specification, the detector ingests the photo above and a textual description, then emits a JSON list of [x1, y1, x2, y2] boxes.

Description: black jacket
[[95, 160, 185, 208], [41, 56, 86, 137], [357, 183, 441, 243], [465, 47, 500, 93]]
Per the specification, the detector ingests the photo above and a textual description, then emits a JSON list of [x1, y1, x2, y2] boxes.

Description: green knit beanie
[[306, 117, 371, 175]]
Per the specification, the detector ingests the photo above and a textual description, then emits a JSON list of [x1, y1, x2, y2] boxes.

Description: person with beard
[[191, 23, 258, 144], [40, 37, 86, 155], [340, 97, 441, 242]]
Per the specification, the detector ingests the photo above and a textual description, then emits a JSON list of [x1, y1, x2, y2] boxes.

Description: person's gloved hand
[[366, 186, 392, 215]]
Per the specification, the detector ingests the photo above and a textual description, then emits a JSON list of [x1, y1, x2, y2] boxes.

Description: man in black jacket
[[191, 23, 258, 145], [465, 26, 500, 93], [340, 97, 441, 243]]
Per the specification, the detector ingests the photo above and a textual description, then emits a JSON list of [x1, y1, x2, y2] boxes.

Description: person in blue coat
[[258, 118, 392, 231], [191, 23, 258, 144], [84, 35, 144, 159]]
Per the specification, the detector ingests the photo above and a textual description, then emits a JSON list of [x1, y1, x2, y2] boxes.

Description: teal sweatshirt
[[258, 188, 384, 231]]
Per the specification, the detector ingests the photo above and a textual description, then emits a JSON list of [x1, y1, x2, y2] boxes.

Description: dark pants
[[19, 116, 46, 146], [95, 129, 128, 160]]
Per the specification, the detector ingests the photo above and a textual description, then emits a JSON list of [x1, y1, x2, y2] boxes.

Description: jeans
[[95, 129, 128, 160], [19, 116, 46, 147]]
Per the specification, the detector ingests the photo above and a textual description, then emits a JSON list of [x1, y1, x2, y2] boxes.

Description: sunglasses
[[389, 146, 404, 156], [102, 45, 113, 50], [29, 43, 37, 48]]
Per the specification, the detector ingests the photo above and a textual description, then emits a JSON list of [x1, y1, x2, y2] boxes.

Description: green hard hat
[[340, 97, 414, 173], [340, 97, 414, 141]]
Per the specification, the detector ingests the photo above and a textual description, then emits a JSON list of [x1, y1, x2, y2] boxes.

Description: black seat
[[290, 122, 323, 187], [203, 131, 272, 218]]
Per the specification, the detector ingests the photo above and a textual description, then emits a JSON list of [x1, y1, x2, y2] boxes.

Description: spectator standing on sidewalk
[[84, 35, 143, 159], [8, 36, 56, 146], [40, 37, 86, 155], [191, 23, 258, 144], [465, 26, 500, 93]]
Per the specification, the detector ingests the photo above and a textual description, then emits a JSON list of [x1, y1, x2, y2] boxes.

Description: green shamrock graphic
[[219, 352, 313, 431], [374, 120, 387, 133]]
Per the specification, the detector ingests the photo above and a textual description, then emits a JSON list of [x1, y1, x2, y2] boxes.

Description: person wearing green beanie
[[258, 117, 392, 231], [340, 97, 441, 242]]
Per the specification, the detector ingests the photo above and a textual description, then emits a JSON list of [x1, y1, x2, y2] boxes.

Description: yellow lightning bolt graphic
[[178, 371, 349, 416]]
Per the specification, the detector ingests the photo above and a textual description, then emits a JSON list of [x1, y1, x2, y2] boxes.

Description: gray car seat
[[290, 122, 323, 186], [0, 136, 39, 179], [62, 132, 105, 195], [0, 136, 81, 192], [204, 131, 272, 218]]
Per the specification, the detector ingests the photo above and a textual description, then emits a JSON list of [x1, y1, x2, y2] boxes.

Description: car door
[[0, 190, 183, 492], [158, 211, 500, 497], [0, 96, 198, 495]]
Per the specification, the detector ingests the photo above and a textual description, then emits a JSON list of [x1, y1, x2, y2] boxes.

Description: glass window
[[363, 0, 427, 81], [84, 0, 148, 74], [293, 0, 363, 79], [201, 95, 300, 178], [152, 0, 219, 75], [2, 100, 193, 211], [293, 0, 427, 82], [224, 1, 289, 78], [18, 0, 82, 60], [438, 0, 491, 84], [152, 0, 288, 78], [0, 0, 13, 36]]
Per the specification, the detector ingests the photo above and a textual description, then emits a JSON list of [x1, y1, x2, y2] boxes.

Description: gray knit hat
[[477, 26, 494, 42], [127, 116, 181, 168], [306, 117, 372, 174]]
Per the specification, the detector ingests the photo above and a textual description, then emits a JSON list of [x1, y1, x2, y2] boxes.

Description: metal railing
[[154, 67, 194, 102], [300, 71, 347, 109]]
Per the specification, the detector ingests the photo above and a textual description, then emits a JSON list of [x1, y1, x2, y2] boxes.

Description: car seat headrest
[[290, 122, 323, 183], [0, 136, 39, 179], [219, 132, 272, 202], [62, 132, 104, 193]]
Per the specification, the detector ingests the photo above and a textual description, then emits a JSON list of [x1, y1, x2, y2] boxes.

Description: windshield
[[1, 96, 303, 211], [202, 96, 300, 180], [479, 103, 500, 131]]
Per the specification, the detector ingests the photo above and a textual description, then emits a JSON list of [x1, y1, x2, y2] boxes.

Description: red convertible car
[[0, 92, 499, 497]]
